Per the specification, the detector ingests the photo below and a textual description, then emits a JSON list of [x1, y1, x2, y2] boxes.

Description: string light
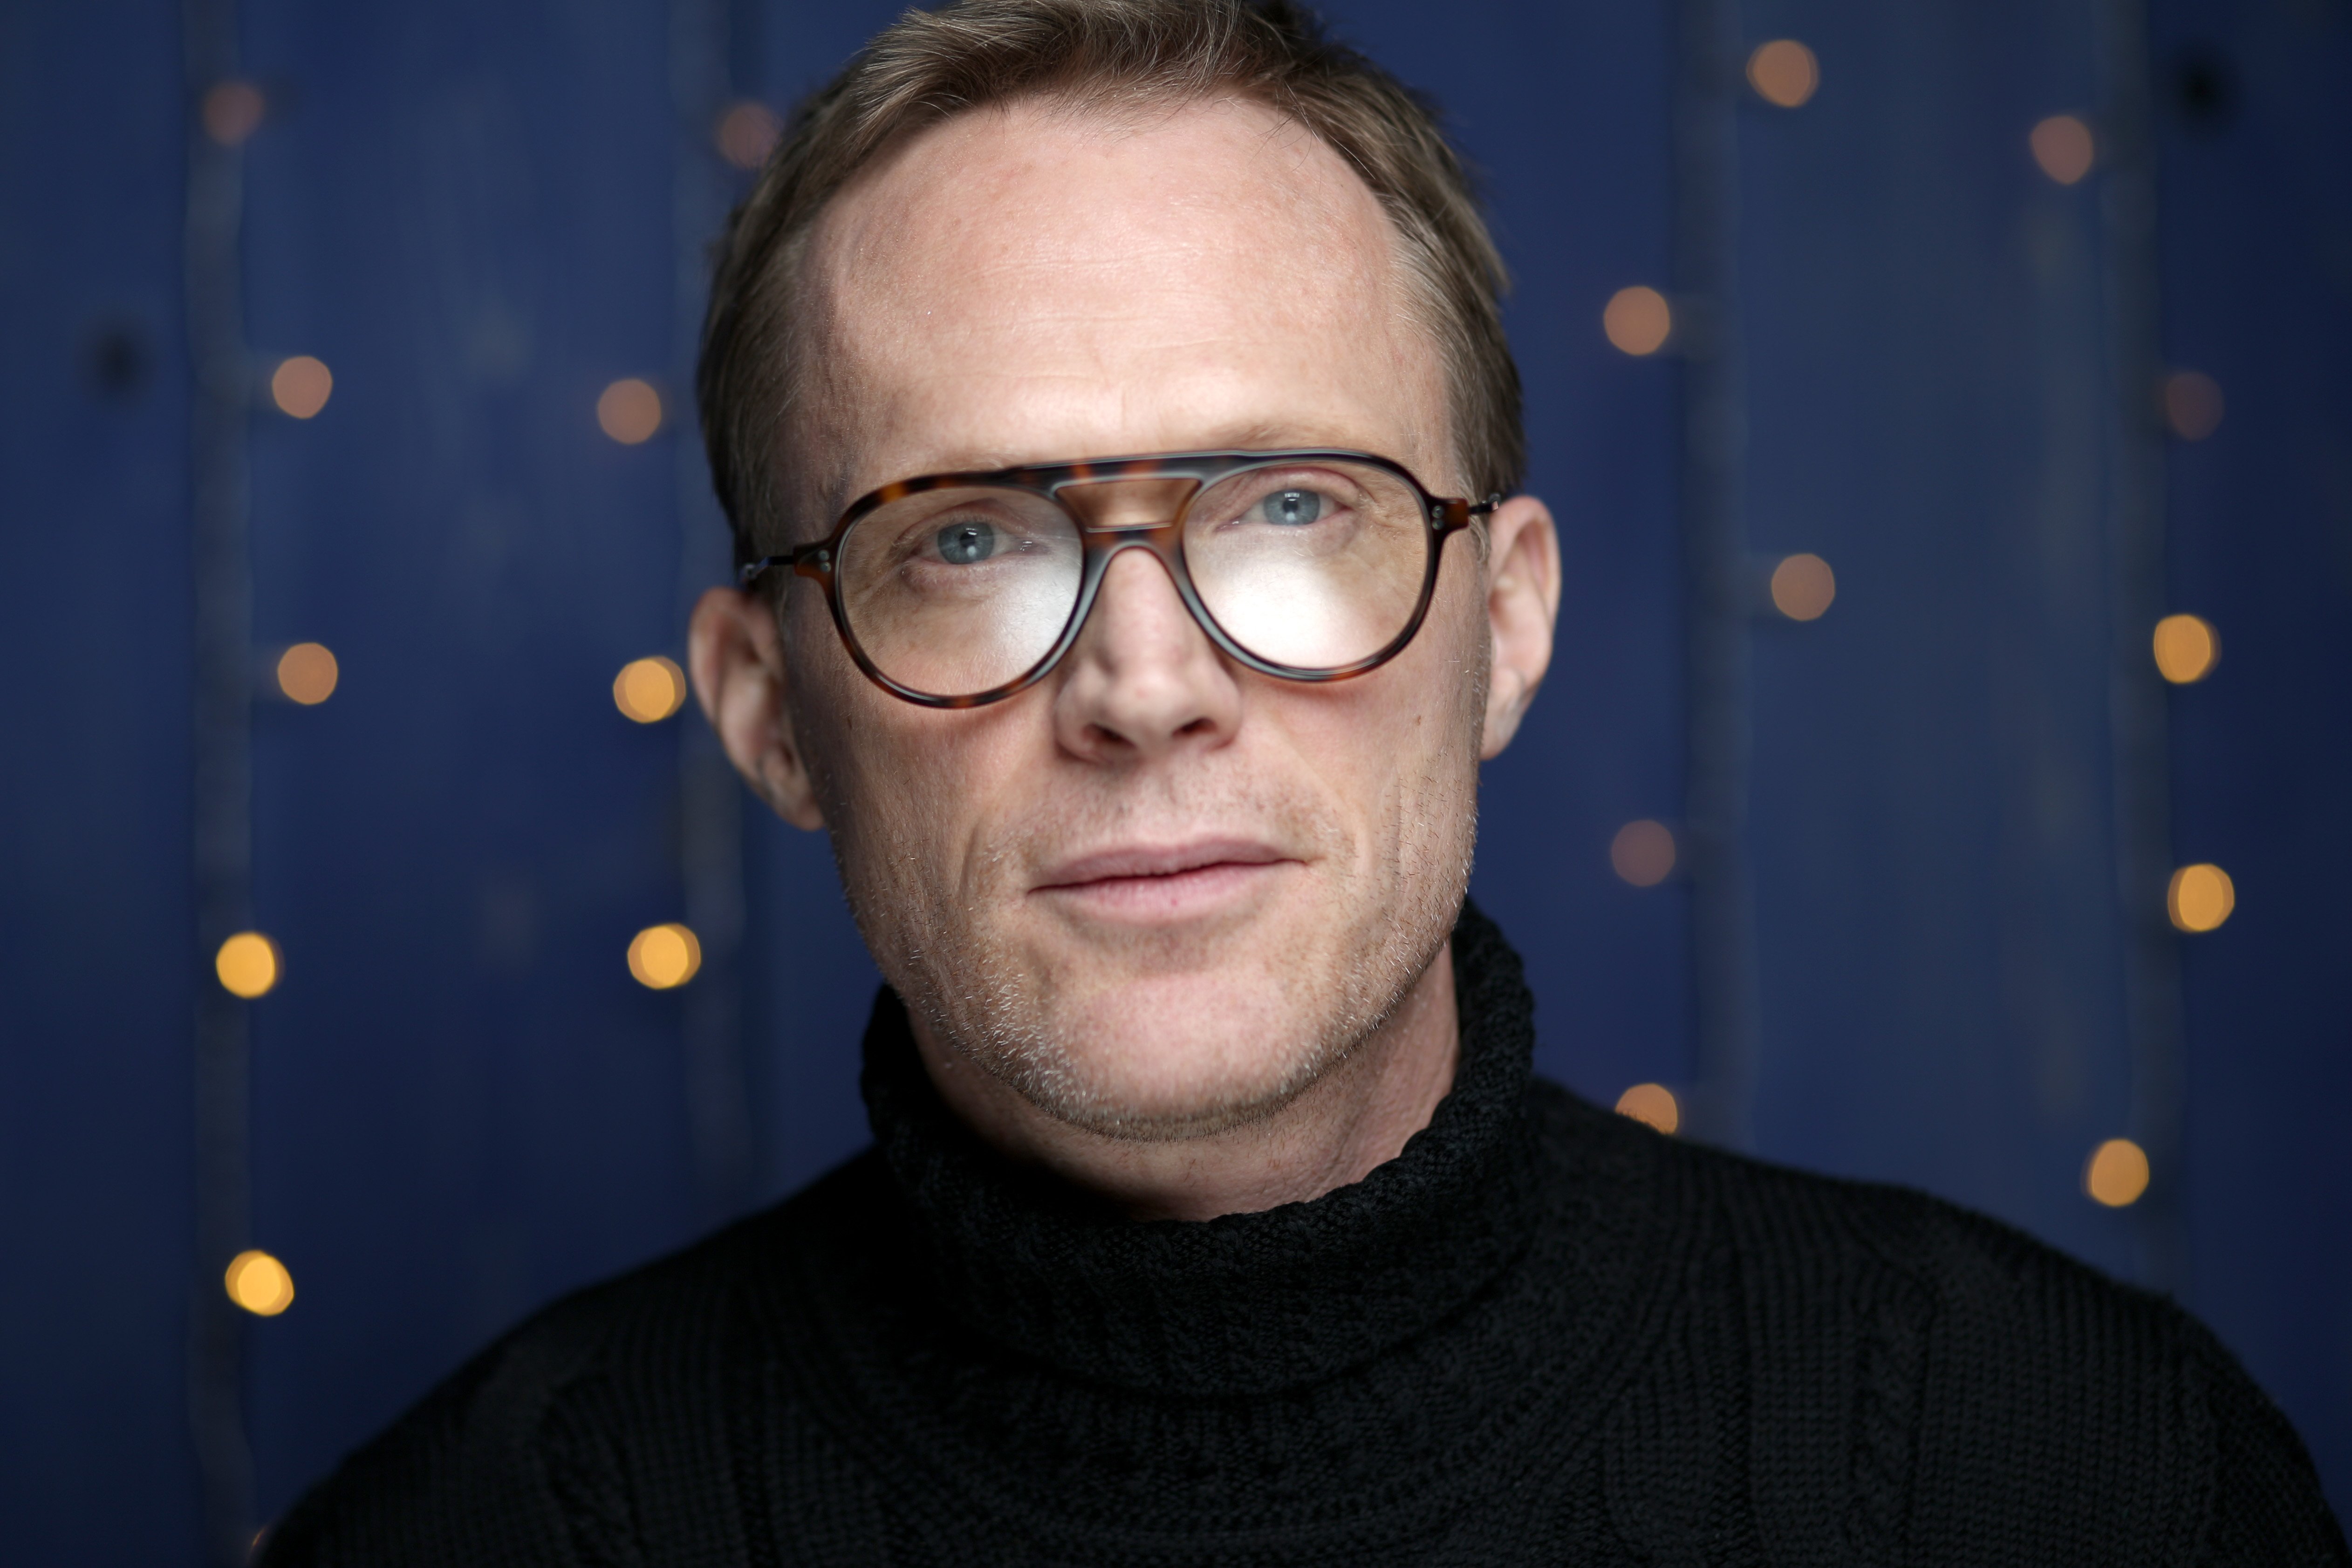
[[1604, 286, 1673, 356], [214, 933, 281, 999], [2167, 864, 2235, 933], [2163, 371, 2225, 441], [628, 923, 703, 989], [2083, 1139, 2149, 1207], [1770, 553, 1837, 620], [201, 81, 266, 146], [224, 1249, 294, 1316], [613, 656, 687, 723], [1746, 41, 1819, 108], [2152, 614, 2219, 684], [276, 643, 339, 705], [1611, 819, 1677, 887], [597, 378, 663, 444], [715, 102, 783, 170], [1616, 1084, 1680, 1135], [2030, 115, 2096, 184], [270, 356, 333, 419]]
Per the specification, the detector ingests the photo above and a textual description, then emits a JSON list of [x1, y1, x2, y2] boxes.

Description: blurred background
[[4, 0, 2347, 1558]]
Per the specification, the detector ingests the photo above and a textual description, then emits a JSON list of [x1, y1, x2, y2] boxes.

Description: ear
[[1479, 494, 1560, 760], [688, 586, 827, 830]]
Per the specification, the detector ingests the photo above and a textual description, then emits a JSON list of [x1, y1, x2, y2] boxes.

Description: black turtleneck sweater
[[264, 907, 2345, 1565]]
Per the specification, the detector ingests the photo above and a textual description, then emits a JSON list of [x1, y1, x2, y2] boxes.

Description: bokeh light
[[2163, 370, 2225, 440], [214, 932, 280, 999], [597, 378, 663, 444], [276, 642, 339, 705], [2084, 1139, 2150, 1207], [2167, 863, 2235, 933], [270, 356, 333, 419], [1611, 819, 1677, 887], [628, 923, 703, 990], [1770, 552, 1837, 620], [2030, 115, 2096, 184], [1604, 286, 1673, 356], [716, 101, 782, 170], [201, 81, 266, 146], [1746, 41, 1819, 108], [2152, 614, 2219, 684], [613, 655, 686, 723], [1616, 1083, 1680, 1135], [224, 1249, 294, 1316]]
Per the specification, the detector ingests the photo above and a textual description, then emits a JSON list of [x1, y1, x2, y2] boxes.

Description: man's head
[[691, 0, 1559, 1147]]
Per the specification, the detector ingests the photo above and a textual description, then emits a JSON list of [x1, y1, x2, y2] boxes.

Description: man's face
[[773, 97, 1521, 1137]]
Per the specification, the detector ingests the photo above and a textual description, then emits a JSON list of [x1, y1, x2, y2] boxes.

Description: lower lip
[[1036, 860, 1291, 920]]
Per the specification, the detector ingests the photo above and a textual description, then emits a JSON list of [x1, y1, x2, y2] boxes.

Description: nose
[[1052, 545, 1241, 765]]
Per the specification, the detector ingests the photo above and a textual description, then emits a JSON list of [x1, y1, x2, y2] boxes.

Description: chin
[[1006, 980, 1347, 1140]]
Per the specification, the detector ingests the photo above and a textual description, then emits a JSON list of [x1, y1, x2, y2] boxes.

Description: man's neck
[[909, 947, 1461, 1222]]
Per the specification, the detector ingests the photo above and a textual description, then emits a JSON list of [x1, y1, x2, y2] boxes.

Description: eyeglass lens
[[831, 459, 1430, 701]]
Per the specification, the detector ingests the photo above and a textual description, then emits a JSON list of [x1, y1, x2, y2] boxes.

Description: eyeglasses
[[738, 449, 1498, 709]]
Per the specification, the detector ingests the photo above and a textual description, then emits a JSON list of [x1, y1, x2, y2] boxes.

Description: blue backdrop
[[4, 0, 2346, 1559]]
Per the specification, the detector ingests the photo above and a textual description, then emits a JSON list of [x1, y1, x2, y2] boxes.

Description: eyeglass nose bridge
[[1058, 484, 1223, 668], [1052, 475, 1202, 532]]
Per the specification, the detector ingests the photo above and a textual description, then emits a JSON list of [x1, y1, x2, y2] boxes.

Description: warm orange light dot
[[613, 656, 686, 723], [1604, 286, 1673, 356], [276, 642, 339, 705], [2163, 370, 2225, 441], [1747, 40, 1819, 108], [2030, 115, 2097, 184], [628, 923, 702, 990], [1610, 820, 1677, 887], [2152, 614, 2219, 684], [215, 932, 280, 999], [270, 356, 333, 419], [2167, 863, 2235, 933], [202, 81, 267, 146], [225, 1249, 295, 1315], [597, 378, 663, 444], [1770, 553, 1837, 620], [1616, 1083, 1681, 1135], [715, 101, 783, 170], [2084, 1139, 2150, 1207]]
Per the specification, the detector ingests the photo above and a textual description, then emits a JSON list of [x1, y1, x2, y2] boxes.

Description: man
[[267, 1, 2345, 1561]]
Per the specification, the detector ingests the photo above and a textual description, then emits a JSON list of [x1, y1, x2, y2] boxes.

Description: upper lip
[[1033, 838, 1292, 889]]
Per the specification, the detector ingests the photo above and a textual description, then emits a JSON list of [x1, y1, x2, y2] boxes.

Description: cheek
[[1371, 546, 1491, 749], [784, 609, 920, 861], [791, 625, 1032, 900], [783, 607, 860, 805], [1386, 562, 1492, 819], [1270, 559, 1488, 833]]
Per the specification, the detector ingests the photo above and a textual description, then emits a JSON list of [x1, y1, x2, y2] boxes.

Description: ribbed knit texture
[[265, 906, 2346, 1566]]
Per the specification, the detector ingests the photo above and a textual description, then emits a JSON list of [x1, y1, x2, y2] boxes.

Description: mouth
[[1032, 839, 1298, 920]]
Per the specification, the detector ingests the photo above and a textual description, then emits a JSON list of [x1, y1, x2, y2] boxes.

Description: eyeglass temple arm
[[1442, 494, 1504, 529], [736, 541, 835, 589]]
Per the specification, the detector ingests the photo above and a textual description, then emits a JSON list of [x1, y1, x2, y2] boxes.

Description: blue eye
[[936, 521, 997, 564], [1261, 489, 1324, 526]]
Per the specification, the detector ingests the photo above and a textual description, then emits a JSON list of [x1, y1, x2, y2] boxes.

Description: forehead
[[802, 95, 1446, 502]]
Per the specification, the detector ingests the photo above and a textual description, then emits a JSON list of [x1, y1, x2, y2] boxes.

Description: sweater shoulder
[[259, 1147, 895, 1566], [1539, 1094, 2343, 1561], [1573, 1097, 2181, 1335]]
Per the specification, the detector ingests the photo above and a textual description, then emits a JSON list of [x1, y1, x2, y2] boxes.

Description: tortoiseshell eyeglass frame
[[736, 449, 1500, 710]]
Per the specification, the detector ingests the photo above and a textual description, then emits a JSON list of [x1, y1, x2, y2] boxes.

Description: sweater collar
[[859, 900, 1545, 1397]]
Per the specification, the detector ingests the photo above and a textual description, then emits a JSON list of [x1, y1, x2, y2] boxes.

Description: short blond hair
[[697, 0, 1521, 560]]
